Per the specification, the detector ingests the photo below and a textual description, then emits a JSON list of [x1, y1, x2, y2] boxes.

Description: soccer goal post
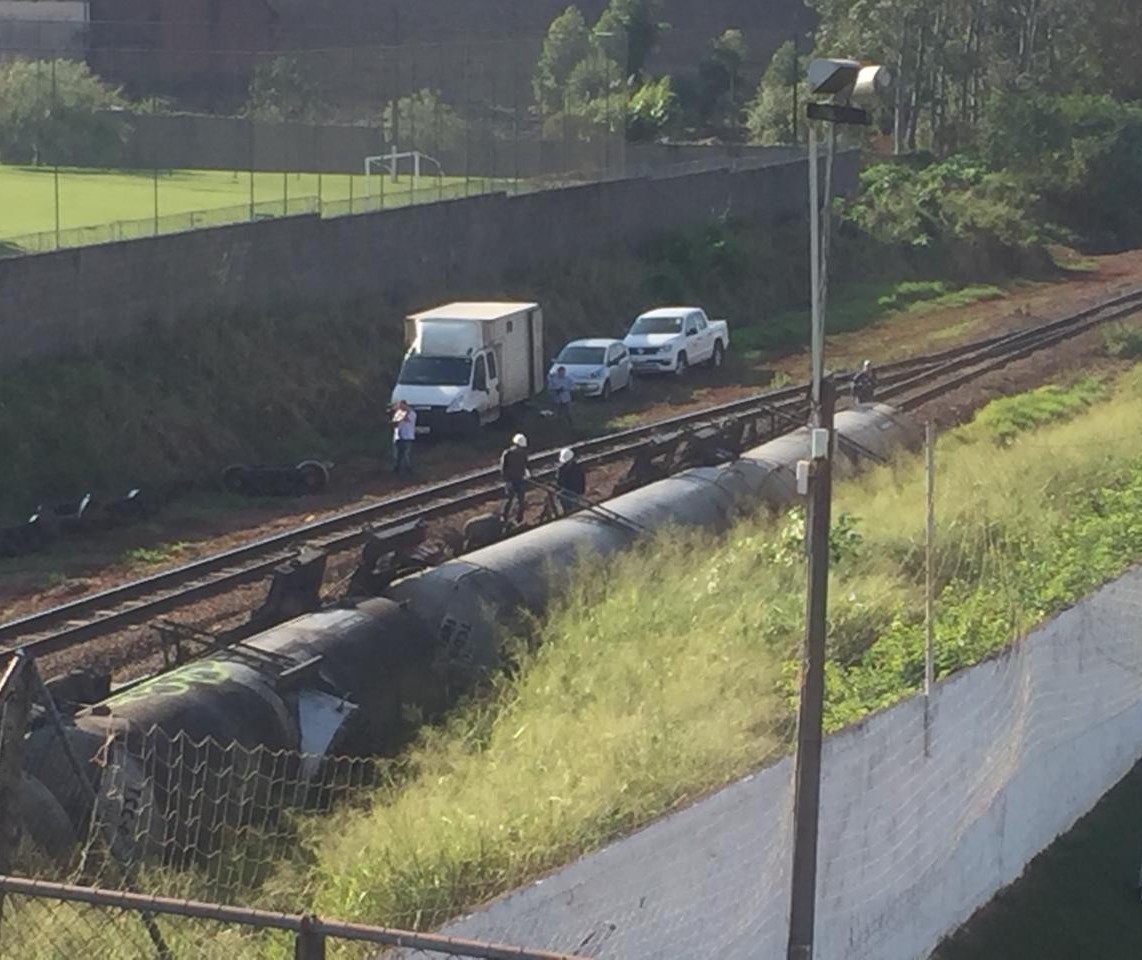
[[363, 148, 443, 187]]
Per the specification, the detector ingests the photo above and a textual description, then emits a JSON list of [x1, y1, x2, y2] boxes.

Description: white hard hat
[[513, 433, 528, 448], [862, 359, 871, 369], [558, 448, 574, 464]]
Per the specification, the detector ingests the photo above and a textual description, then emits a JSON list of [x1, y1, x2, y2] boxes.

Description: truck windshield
[[556, 346, 606, 365], [630, 316, 683, 335], [398, 355, 472, 386]]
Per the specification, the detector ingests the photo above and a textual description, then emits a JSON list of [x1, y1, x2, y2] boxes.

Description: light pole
[[787, 57, 892, 960]]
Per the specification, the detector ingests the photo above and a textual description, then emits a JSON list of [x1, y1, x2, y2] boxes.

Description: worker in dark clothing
[[555, 447, 586, 516], [500, 433, 530, 524], [852, 359, 877, 404]]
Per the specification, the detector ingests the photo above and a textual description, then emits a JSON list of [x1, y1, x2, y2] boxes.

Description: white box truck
[[389, 302, 544, 436]]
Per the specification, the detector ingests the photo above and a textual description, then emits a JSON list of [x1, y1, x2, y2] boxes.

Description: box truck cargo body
[[390, 302, 544, 436]]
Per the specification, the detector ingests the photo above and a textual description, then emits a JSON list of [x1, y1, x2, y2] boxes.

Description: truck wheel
[[675, 352, 689, 376], [600, 380, 612, 401], [709, 341, 725, 369]]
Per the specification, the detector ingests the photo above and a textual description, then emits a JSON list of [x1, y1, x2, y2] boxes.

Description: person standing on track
[[555, 447, 586, 516], [391, 399, 417, 475], [500, 433, 530, 524], [852, 359, 877, 404], [547, 365, 575, 428]]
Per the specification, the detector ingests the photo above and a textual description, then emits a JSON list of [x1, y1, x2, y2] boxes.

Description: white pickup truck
[[622, 306, 729, 375]]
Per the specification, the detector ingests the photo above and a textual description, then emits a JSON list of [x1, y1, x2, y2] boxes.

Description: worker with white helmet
[[852, 358, 877, 404], [555, 447, 586, 516], [500, 433, 531, 524]]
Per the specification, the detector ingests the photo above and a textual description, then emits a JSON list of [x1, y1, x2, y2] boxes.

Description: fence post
[[295, 915, 327, 959], [923, 420, 936, 757], [0, 655, 33, 911]]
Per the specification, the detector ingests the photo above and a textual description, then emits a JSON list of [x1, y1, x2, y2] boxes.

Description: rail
[[2, 284, 1139, 661]]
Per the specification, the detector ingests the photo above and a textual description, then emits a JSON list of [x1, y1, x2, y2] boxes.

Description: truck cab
[[390, 302, 543, 436], [622, 306, 729, 375], [394, 349, 500, 434]]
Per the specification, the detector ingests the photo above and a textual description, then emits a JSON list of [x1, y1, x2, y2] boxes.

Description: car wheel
[[600, 379, 612, 401], [675, 352, 689, 376], [709, 341, 725, 369]]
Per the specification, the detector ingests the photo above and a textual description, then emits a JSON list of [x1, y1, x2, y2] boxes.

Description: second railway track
[[4, 284, 1141, 661]]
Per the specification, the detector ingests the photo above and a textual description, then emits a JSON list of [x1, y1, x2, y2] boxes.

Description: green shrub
[[1105, 323, 1142, 359], [966, 377, 1106, 444], [383, 89, 465, 158], [980, 92, 1142, 249], [626, 75, 679, 141], [0, 58, 128, 165], [246, 56, 322, 122]]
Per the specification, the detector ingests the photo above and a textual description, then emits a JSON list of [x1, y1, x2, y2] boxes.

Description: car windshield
[[630, 315, 683, 335], [397, 355, 472, 386], [556, 346, 606, 365]]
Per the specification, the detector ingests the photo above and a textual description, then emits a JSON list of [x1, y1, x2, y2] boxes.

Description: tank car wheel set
[[0, 488, 158, 559], [221, 460, 333, 498], [5, 285, 1142, 864]]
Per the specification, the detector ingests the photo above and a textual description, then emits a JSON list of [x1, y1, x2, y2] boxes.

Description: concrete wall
[[418, 565, 1142, 959], [0, 151, 851, 365]]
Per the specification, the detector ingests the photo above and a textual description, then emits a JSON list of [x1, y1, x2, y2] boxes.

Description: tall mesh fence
[[0, 30, 637, 256], [6, 423, 1142, 958]]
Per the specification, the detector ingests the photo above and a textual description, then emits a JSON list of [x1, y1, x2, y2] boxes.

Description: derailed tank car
[[21, 405, 920, 860]]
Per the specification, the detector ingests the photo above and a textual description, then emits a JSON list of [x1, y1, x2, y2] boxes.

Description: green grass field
[[0, 164, 507, 251]]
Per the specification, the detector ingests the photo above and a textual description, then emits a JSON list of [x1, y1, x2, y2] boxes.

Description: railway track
[[3, 285, 1140, 661]]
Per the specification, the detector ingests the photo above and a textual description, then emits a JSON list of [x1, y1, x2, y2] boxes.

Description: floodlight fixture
[[807, 58, 861, 97], [808, 59, 893, 105], [852, 65, 893, 103]]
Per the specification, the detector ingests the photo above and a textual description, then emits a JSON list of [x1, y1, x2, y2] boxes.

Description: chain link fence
[[0, 650, 587, 959], [5, 408, 1142, 956], [0, 31, 638, 256]]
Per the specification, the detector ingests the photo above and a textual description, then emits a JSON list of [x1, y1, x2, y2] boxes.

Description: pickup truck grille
[[629, 347, 659, 356]]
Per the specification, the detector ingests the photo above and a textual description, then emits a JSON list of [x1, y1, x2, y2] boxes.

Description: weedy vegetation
[[16, 366, 1142, 959]]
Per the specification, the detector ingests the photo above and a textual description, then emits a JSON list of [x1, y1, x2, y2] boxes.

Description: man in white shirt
[[547, 365, 574, 427], [391, 400, 417, 475]]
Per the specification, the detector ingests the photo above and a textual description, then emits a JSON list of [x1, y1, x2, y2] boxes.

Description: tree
[[805, 0, 1135, 156], [745, 41, 805, 145], [566, 47, 624, 108], [592, 0, 664, 81], [695, 29, 749, 136], [979, 91, 1142, 248], [534, 6, 592, 115], [383, 89, 465, 158], [246, 56, 322, 122], [627, 75, 680, 141], [0, 58, 128, 165]]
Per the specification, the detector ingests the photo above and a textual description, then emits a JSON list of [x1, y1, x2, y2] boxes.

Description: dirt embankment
[[5, 250, 1142, 651]]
